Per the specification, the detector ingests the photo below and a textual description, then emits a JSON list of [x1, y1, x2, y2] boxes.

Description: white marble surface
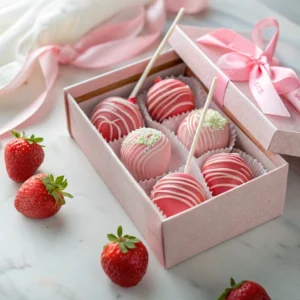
[[1, 1, 300, 299]]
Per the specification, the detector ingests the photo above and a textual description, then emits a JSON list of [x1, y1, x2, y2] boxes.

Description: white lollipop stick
[[184, 77, 218, 174], [129, 7, 185, 99]]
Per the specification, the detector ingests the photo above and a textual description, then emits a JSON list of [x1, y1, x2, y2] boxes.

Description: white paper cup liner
[[108, 136, 124, 157], [232, 148, 267, 178]]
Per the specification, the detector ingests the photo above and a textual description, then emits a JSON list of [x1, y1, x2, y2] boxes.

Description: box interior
[[69, 61, 282, 211]]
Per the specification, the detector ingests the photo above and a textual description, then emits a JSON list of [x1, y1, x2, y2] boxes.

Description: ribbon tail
[[73, 0, 165, 69], [0, 51, 58, 137], [249, 66, 290, 117], [0, 46, 54, 96], [73, 34, 160, 69]]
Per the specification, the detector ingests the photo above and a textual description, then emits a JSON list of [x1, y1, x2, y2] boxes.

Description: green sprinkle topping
[[126, 128, 162, 147], [195, 109, 228, 130]]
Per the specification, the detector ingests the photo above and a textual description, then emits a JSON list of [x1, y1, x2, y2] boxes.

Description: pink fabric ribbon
[[0, 0, 207, 137], [197, 18, 300, 117]]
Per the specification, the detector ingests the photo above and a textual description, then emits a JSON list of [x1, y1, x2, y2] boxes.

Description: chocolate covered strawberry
[[101, 226, 148, 287], [5, 131, 45, 182], [15, 173, 73, 219], [218, 278, 271, 300]]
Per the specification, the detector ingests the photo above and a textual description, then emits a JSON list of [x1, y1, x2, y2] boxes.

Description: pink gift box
[[169, 25, 300, 157], [64, 48, 288, 268]]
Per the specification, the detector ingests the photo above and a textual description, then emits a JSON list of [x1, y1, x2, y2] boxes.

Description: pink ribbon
[[0, 0, 208, 137], [197, 18, 300, 117]]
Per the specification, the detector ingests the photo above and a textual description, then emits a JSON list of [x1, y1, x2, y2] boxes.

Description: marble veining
[[1, 0, 300, 299]]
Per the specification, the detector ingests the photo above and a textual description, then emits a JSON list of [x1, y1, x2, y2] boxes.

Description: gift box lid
[[168, 24, 300, 157]]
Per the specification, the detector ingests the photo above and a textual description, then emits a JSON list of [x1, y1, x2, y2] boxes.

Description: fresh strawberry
[[218, 278, 271, 300], [101, 226, 148, 287], [15, 173, 73, 219], [5, 131, 45, 182]]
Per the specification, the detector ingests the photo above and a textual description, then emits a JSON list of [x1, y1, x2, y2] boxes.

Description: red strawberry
[[15, 173, 73, 219], [218, 278, 271, 300], [5, 131, 45, 182], [101, 226, 148, 287]]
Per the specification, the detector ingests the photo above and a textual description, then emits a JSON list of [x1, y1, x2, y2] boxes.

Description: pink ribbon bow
[[0, 0, 208, 137], [197, 18, 300, 117]]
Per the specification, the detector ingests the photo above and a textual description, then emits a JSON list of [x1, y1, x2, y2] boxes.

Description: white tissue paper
[[0, 0, 150, 90]]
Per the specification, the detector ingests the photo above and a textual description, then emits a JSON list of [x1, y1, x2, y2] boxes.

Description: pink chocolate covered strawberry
[[15, 173, 73, 219], [5, 131, 45, 182]]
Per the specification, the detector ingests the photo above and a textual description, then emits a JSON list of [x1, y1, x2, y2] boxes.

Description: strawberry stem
[[217, 278, 247, 300], [107, 226, 140, 253], [40, 174, 73, 205], [11, 130, 45, 146]]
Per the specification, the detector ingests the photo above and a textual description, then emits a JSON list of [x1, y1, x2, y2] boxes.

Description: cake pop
[[202, 152, 252, 196], [121, 128, 171, 181], [177, 108, 229, 157], [146, 77, 195, 122]]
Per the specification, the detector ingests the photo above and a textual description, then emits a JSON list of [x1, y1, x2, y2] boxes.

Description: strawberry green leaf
[[45, 184, 53, 191], [105, 226, 142, 253], [40, 174, 72, 205], [128, 236, 139, 240], [11, 130, 20, 138], [129, 238, 140, 243], [55, 176, 65, 185], [217, 278, 247, 300], [52, 190, 60, 202], [12, 131, 45, 145], [107, 234, 118, 242], [119, 242, 128, 253], [230, 278, 236, 287], [117, 226, 123, 238], [125, 241, 135, 249], [34, 137, 43, 143], [62, 192, 73, 198]]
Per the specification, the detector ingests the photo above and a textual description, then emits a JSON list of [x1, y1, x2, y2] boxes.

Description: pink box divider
[[64, 49, 288, 268]]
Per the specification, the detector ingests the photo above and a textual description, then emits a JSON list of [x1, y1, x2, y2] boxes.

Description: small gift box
[[168, 18, 300, 157], [64, 47, 288, 268]]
